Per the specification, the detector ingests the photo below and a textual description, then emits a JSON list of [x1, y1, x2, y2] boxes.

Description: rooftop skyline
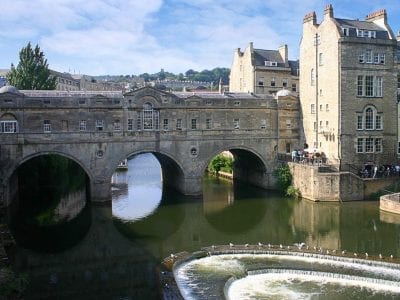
[[1, 0, 399, 76]]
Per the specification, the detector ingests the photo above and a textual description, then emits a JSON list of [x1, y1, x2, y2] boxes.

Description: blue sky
[[1, 0, 399, 76]]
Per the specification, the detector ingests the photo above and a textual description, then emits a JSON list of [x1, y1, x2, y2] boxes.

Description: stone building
[[51, 70, 80, 91], [300, 5, 398, 167], [229, 42, 299, 96]]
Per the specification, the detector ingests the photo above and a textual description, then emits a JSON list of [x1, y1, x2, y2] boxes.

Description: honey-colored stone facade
[[300, 5, 398, 167]]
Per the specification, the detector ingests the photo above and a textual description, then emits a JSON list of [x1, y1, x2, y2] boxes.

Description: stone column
[[180, 176, 202, 196]]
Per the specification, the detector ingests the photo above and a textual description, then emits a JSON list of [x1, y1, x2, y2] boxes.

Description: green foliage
[[7, 42, 56, 90], [0, 268, 29, 297], [208, 154, 233, 174], [274, 165, 292, 191], [286, 185, 301, 199]]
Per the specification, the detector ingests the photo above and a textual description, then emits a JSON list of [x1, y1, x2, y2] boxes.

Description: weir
[[165, 245, 400, 299]]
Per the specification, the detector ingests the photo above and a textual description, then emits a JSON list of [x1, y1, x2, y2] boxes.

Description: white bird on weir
[[229, 243, 234, 248], [258, 242, 263, 247], [379, 254, 383, 259]]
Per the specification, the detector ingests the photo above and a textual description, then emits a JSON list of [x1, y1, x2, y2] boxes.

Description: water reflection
[[112, 153, 162, 222], [9, 154, 90, 252]]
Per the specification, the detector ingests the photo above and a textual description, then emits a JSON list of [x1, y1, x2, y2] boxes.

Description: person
[[291, 149, 297, 162], [373, 165, 378, 178]]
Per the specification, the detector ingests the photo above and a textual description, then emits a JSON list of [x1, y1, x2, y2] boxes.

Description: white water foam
[[226, 271, 400, 300]]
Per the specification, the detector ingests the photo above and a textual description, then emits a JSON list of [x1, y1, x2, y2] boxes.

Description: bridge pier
[[178, 177, 202, 196], [91, 180, 112, 203]]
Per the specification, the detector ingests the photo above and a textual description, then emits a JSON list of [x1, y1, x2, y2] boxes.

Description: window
[[357, 75, 383, 97], [398, 142, 400, 154], [0, 120, 18, 133], [365, 108, 373, 129], [271, 78, 275, 87], [313, 122, 317, 132], [326, 104, 329, 111], [311, 69, 315, 86], [114, 120, 121, 131], [357, 115, 363, 130], [233, 118, 240, 129], [137, 112, 142, 130], [282, 79, 288, 87], [319, 53, 323, 65], [79, 120, 86, 131], [379, 53, 385, 64], [365, 49, 372, 63], [357, 30, 376, 38], [375, 138, 382, 152], [365, 75, 374, 96], [365, 138, 374, 153], [342, 27, 349, 36], [258, 78, 264, 86], [286, 143, 291, 154], [143, 103, 154, 130], [311, 104, 315, 114], [95, 120, 104, 131], [234, 100, 241, 106], [260, 119, 266, 129], [176, 119, 182, 130], [357, 138, 363, 153], [206, 118, 212, 129], [358, 52, 365, 63], [43, 120, 51, 133], [163, 119, 169, 130], [206, 100, 212, 106], [374, 53, 379, 64], [286, 119, 291, 129], [127, 119, 134, 131], [191, 119, 197, 130], [375, 115, 382, 130], [320, 104, 323, 111], [291, 83, 297, 92]]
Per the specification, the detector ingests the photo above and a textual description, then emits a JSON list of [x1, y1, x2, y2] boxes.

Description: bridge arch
[[109, 149, 186, 194]]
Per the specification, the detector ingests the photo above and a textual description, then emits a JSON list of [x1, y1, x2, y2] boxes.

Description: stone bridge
[[0, 86, 300, 204]]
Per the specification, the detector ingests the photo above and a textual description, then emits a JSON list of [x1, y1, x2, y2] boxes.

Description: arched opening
[[7, 154, 91, 252], [111, 152, 185, 222], [203, 148, 268, 217], [0, 113, 19, 133]]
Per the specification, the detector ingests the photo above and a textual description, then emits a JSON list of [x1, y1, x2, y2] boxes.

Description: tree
[[6, 42, 57, 90]]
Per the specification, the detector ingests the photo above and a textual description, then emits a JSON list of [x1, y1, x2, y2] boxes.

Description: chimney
[[397, 31, 400, 42], [218, 78, 223, 94], [249, 42, 254, 52], [278, 45, 288, 63], [324, 4, 333, 18], [366, 9, 387, 22], [303, 11, 317, 25]]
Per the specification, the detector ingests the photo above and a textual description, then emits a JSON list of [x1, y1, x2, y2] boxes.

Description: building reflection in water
[[54, 189, 86, 222], [202, 176, 234, 214], [290, 199, 341, 251]]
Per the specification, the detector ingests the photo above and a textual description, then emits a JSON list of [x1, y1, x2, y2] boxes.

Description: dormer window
[[357, 29, 376, 38], [264, 61, 277, 67], [342, 27, 349, 36]]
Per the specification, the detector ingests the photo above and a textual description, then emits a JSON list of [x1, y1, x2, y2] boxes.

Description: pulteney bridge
[[0, 85, 300, 204]]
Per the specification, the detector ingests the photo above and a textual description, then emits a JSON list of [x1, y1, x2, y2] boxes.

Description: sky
[[1, 0, 399, 76]]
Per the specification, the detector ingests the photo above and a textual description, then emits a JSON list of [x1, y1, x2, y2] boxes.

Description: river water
[[7, 153, 400, 299]]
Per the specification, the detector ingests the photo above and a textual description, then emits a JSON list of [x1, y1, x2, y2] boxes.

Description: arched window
[[139, 102, 159, 130], [365, 107, 373, 130], [0, 113, 18, 133]]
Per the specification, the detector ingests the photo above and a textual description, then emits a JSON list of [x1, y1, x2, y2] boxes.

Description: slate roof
[[335, 18, 390, 39], [253, 49, 285, 67]]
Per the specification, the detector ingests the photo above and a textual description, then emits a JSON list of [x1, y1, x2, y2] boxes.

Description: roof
[[173, 91, 265, 99], [335, 18, 390, 39], [20, 90, 123, 98], [253, 49, 286, 67]]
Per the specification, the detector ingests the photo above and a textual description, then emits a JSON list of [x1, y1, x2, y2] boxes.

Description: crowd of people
[[291, 149, 326, 165], [360, 164, 400, 179]]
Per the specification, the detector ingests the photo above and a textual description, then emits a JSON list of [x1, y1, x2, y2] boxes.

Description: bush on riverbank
[[274, 165, 301, 199]]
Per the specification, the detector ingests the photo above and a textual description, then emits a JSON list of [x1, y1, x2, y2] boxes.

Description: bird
[[287, 245, 291, 250], [313, 246, 317, 251], [170, 253, 177, 259], [245, 243, 249, 248], [390, 255, 394, 259], [258, 242, 263, 247], [354, 253, 358, 257], [326, 250, 330, 255], [211, 245, 216, 249], [306, 246, 309, 250], [379, 254, 383, 259], [332, 249, 336, 254], [280, 244, 283, 249], [268, 243, 271, 248], [229, 242, 234, 248], [342, 250, 346, 255], [365, 253, 368, 258]]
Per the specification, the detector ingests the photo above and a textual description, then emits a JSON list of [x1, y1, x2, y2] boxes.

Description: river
[[6, 153, 400, 299]]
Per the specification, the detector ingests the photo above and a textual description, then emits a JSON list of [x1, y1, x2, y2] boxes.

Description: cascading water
[[173, 248, 400, 300]]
